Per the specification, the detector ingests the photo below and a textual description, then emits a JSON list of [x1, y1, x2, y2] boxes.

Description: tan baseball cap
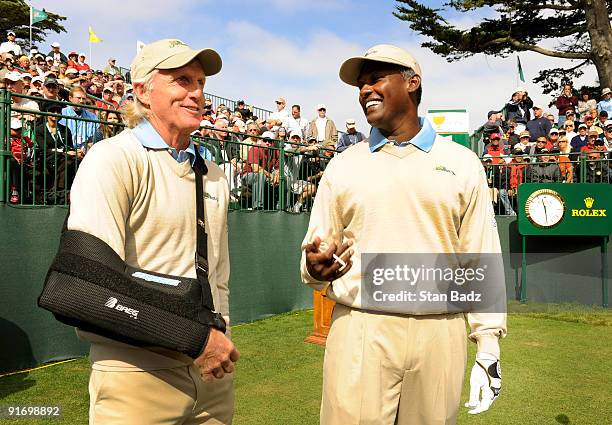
[[346, 118, 356, 129], [339, 44, 422, 87], [130, 38, 222, 82]]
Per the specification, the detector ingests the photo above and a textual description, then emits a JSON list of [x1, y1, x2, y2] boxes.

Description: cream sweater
[[68, 128, 230, 371], [300, 137, 507, 357]]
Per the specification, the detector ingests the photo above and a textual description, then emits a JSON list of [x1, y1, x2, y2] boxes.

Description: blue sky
[[28, 0, 599, 132]]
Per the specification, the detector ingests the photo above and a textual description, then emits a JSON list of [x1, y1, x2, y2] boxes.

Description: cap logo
[[365, 49, 378, 57], [168, 40, 187, 48]]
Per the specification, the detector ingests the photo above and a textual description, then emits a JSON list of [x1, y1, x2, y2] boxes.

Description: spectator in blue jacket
[[336, 118, 365, 153], [526, 105, 552, 142]]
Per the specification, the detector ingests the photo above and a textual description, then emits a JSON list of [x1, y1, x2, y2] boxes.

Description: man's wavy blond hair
[[122, 70, 157, 128]]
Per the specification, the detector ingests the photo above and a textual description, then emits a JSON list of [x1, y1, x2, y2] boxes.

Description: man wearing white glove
[[466, 352, 502, 414], [301, 44, 507, 425]]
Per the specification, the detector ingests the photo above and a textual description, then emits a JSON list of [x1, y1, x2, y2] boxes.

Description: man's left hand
[[465, 352, 501, 414]]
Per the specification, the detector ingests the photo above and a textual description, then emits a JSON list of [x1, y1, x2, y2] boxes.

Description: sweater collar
[[369, 116, 436, 153]]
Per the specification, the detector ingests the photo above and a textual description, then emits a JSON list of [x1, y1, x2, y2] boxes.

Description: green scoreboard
[[518, 183, 612, 236]]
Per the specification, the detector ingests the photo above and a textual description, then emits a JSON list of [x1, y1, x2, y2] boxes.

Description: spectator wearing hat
[[505, 87, 533, 125], [270, 96, 290, 125], [75, 54, 90, 71], [528, 148, 561, 183], [583, 114, 602, 136], [580, 130, 600, 153], [96, 85, 119, 109], [2, 51, 16, 71], [554, 83, 578, 126], [336, 119, 365, 153], [570, 123, 589, 155], [286, 104, 309, 139], [234, 100, 252, 121], [598, 88, 612, 116], [563, 119, 578, 142], [484, 132, 506, 159], [307, 103, 338, 151], [516, 130, 532, 153], [0, 31, 22, 56], [37, 76, 60, 110], [34, 55, 47, 75], [104, 58, 120, 75], [46, 42, 67, 66], [4, 71, 40, 123], [482, 110, 503, 139], [66, 52, 79, 69], [526, 105, 552, 142], [544, 112, 555, 127], [547, 128, 560, 150]]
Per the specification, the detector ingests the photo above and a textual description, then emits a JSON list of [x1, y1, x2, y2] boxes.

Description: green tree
[[394, 0, 612, 95], [0, 0, 66, 52]]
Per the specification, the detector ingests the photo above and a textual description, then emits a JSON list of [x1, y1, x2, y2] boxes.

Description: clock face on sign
[[525, 189, 566, 228]]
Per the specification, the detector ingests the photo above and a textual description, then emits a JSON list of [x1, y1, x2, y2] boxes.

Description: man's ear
[[133, 82, 150, 106], [406, 74, 421, 94]]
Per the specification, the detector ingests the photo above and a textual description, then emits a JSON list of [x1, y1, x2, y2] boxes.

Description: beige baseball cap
[[346, 118, 356, 129], [130, 38, 222, 82], [339, 44, 422, 87]]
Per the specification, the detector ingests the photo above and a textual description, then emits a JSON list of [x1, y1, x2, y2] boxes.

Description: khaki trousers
[[321, 304, 467, 425], [89, 364, 234, 425]]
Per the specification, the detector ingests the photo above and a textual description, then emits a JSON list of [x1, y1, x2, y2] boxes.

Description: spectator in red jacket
[[509, 149, 530, 196], [75, 54, 90, 71], [484, 133, 506, 161], [67, 51, 79, 69], [555, 84, 578, 127]]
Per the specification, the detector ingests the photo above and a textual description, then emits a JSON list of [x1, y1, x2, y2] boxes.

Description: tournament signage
[[426, 109, 470, 148], [518, 183, 612, 236]]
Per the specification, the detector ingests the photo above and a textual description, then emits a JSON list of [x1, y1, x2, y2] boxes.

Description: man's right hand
[[304, 236, 353, 282], [194, 328, 240, 382]]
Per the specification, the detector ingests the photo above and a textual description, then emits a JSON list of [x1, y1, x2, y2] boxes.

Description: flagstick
[[89, 41, 92, 70], [29, 6, 32, 52]]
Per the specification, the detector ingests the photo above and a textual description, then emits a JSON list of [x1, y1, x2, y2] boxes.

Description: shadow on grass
[[0, 373, 36, 400], [556, 413, 571, 424]]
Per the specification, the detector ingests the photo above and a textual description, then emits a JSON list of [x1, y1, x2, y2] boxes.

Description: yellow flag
[[88, 26, 102, 43]]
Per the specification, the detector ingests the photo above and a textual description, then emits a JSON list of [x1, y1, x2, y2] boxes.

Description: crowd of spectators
[[1, 34, 135, 204], [3, 31, 610, 212], [192, 97, 366, 211], [480, 84, 612, 214], [1, 32, 369, 209]]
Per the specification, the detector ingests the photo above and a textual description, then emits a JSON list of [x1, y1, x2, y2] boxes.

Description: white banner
[[426, 111, 470, 133]]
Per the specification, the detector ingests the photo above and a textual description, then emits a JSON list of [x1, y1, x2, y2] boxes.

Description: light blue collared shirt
[[131, 119, 200, 164], [368, 116, 436, 153]]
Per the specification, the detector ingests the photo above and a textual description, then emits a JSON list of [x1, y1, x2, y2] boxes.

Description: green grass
[[1, 308, 611, 424]]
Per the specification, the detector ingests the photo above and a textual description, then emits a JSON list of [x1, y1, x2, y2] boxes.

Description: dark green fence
[[0, 207, 313, 373], [482, 153, 612, 216]]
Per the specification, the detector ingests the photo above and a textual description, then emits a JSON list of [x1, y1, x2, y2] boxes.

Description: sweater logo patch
[[434, 165, 456, 176], [204, 192, 218, 202]]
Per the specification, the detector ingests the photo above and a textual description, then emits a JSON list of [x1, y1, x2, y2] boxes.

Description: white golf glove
[[465, 352, 501, 414]]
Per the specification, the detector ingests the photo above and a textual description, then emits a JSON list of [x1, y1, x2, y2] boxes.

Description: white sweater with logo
[[300, 137, 507, 357], [68, 129, 230, 371]]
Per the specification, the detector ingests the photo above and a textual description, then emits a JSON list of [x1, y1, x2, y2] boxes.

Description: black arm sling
[[38, 150, 226, 359]]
